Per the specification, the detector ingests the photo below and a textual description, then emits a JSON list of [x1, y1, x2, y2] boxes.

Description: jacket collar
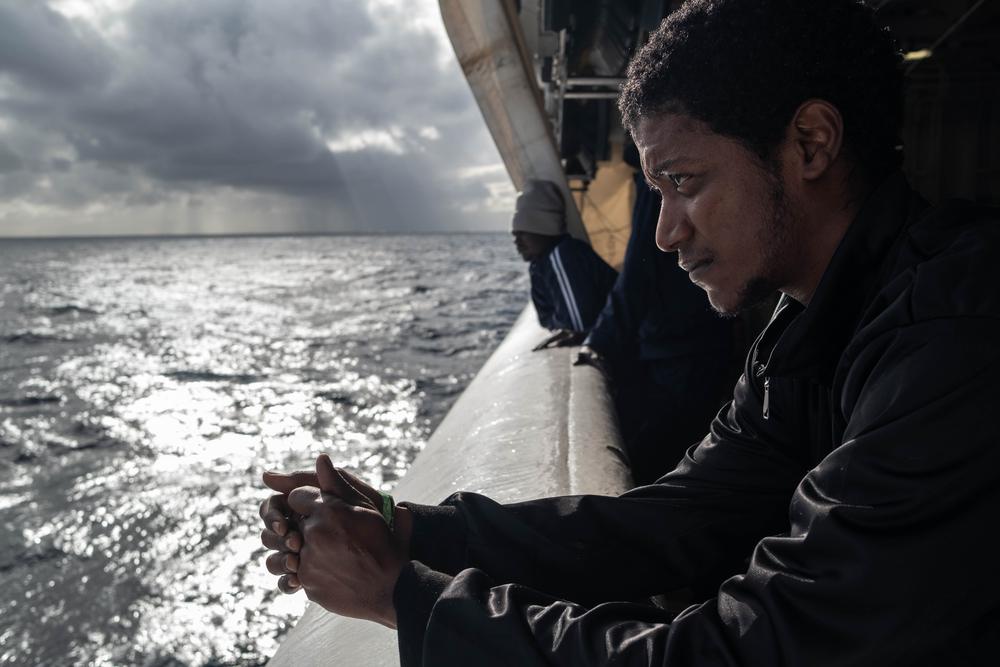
[[755, 171, 928, 382]]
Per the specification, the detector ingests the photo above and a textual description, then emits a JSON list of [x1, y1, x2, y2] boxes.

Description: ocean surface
[[0, 234, 527, 666]]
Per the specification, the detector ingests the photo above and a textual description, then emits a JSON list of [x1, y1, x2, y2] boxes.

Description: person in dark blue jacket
[[580, 157, 736, 484], [510, 179, 617, 346]]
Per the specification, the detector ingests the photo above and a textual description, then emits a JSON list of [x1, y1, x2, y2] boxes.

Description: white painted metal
[[438, 0, 589, 242]]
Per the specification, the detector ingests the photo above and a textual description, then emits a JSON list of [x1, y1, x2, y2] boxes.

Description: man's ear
[[788, 99, 844, 181]]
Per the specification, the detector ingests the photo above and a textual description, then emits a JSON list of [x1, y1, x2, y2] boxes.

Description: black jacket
[[393, 174, 1000, 666], [529, 236, 617, 332]]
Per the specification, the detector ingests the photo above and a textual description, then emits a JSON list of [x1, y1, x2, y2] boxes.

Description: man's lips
[[679, 257, 714, 283], [679, 257, 712, 273]]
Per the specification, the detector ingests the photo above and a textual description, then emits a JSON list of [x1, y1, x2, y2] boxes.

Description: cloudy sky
[[0, 0, 514, 237]]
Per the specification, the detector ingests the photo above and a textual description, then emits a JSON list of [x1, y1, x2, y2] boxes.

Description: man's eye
[[668, 173, 690, 189]]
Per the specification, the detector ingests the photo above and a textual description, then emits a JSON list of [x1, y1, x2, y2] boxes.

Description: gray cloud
[[0, 140, 23, 173], [0, 0, 513, 236], [0, 2, 113, 91]]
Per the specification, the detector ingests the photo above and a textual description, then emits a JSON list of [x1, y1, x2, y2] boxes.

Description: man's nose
[[655, 199, 691, 252]]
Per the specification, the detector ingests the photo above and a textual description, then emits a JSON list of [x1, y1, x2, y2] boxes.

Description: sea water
[[0, 234, 526, 666]]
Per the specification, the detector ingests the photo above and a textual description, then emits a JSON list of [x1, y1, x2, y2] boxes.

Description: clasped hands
[[259, 454, 412, 628]]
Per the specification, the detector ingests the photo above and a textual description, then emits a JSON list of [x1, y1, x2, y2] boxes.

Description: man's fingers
[[555, 331, 585, 348], [532, 336, 556, 351], [261, 528, 303, 553], [265, 551, 299, 576], [284, 530, 302, 552], [260, 493, 287, 520], [533, 330, 572, 351], [265, 551, 283, 575], [277, 574, 300, 594], [259, 494, 292, 535], [263, 469, 320, 494], [261, 528, 283, 551], [287, 486, 322, 516]]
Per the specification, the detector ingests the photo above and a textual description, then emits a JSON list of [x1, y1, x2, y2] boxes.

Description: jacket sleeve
[[529, 262, 559, 330], [401, 358, 804, 602], [395, 317, 1000, 666], [547, 243, 615, 332], [394, 365, 805, 663]]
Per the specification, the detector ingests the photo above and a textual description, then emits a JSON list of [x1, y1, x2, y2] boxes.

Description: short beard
[[717, 276, 779, 318], [713, 163, 792, 318]]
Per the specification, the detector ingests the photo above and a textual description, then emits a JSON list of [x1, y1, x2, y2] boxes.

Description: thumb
[[263, 469, 319, 494], [286, 486, 321, 516], [316, 454, 372, 508], [315, 453, 342, 494]]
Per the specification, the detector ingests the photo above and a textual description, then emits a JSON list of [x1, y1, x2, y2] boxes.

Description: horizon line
[[0, 229, 510, 242]]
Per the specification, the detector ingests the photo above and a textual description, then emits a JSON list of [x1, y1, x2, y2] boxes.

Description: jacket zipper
[[762, 377, 771, 420]]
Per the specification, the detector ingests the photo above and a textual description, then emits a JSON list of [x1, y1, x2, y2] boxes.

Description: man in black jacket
[[510, 179, 617, 340], [259, 0, 1000, 664]]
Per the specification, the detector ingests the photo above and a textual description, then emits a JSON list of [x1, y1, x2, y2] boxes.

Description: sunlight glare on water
[[0, 234, 525, 666]]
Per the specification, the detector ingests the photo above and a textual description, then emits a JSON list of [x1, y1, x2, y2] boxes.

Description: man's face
[[634, 113, 800, 315], [512, 231, 555, 262]]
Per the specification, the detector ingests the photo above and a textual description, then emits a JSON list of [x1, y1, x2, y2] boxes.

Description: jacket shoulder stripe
[[550, 247, 584, 331]]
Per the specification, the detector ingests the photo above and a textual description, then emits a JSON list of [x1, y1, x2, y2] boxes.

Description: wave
[[45, 434, 122, 454], [0, 395, 62, 408], [2, 331, 72, 344], [8, 436, 123, 464], [40, 305, 100, 317], [315, 390, 356, 405], [0, 545, 68, 574], [163, 370, 264, 383]]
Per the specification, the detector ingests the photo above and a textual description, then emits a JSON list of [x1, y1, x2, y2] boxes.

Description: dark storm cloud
[[0, 0, 511, 235], [0, 2, 112, 91]]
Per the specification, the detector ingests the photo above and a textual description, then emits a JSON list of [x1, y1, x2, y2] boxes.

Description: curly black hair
[[619, 0, 903, 183]]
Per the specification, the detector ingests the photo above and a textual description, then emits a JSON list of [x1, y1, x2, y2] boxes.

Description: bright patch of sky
[[326, 128, 406, 155], [48, 0, 137, 45]]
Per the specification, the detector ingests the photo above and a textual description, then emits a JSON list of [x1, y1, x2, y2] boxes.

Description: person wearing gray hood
[[510, 179, 617, 348]]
